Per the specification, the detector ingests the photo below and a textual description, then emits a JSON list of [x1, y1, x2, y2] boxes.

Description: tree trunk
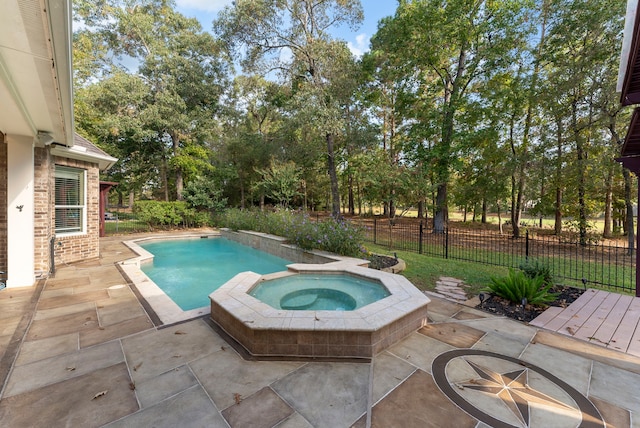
[[434, 183, 448, 233], [554, 117, 563, 235], [348, 174, 355, 215], [572, 101, 587, 245], [606, 110, 634, 253], [603, 167, 613, 239], [161, 149, 169, 202], [240, 179, 245, 210], [481, 199, 487, 224], [326, 133, 341, 219], [170, 132, 183, 201], [623, 168, 635, 255], [555, 187, 563, 235], [434, 45, 467, 233], [417, 200, 425, 220], [509, 115, 523, 239], [497, 201, 503, 235], [356, 179, 362, 215]]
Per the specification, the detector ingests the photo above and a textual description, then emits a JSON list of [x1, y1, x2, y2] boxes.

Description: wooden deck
[[530, 288, 640, 357]]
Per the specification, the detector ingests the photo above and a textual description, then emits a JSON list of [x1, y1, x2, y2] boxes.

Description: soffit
[[0, 0, 73, 145]]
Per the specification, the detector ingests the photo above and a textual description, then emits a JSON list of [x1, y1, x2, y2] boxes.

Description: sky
[[174, 0, 399, 57]]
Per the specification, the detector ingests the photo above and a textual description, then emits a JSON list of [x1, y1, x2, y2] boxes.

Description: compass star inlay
[[458, 359, 575, 427], [432, 349, 605, 428]]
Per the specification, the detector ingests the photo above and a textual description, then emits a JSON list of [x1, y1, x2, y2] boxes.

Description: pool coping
[[119, 233, 222, 325]]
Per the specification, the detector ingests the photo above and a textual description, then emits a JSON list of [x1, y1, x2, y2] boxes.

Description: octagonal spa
[[209, 262, 430, 359]]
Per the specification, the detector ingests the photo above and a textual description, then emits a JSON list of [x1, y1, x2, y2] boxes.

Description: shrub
[[486, 269, 558, 306], [560, 220, 602, 245], [182, 176, 228, 213], [134, 200, 200, 228], [214, 208, 264, 231], [215, 209, 365, 257], [315, 218, 364, 257], [519, 259, 553, 286]]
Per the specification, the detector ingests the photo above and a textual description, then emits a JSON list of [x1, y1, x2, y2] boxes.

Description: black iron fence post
[[445, 228, 449, 259], [373, 217, 377, 245], [525, 230, 530, 261], [419, 221, 424, 254]]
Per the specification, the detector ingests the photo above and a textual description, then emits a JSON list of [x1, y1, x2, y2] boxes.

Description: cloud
[[176, 0, 233, 13], [348, 33, 369, 58]]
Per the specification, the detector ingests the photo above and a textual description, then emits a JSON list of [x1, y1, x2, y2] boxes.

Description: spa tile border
[[209, 264, 430, 359]]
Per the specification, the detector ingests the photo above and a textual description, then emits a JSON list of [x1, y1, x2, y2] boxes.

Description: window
[[55, 166, 86, 234]]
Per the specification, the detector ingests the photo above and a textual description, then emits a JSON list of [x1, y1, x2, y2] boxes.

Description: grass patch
[[365, 243, 509, 295], [104, 219, 151, 234]]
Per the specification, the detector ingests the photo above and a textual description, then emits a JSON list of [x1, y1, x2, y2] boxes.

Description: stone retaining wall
[[220, 229, 342, 265]]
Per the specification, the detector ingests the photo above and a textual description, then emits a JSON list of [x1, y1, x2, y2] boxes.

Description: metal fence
[[103, 207, 152, 235], [360, 217, 636, 293]]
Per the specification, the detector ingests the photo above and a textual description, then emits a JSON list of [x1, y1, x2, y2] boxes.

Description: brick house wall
[[52, 156, 101, 268], [0, 132, 6, 272], [32, 149, 100, 274], [33, 147, 52, 274]]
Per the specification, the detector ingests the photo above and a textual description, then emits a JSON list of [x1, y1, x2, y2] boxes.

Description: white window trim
[[55, 166, 87, 236]]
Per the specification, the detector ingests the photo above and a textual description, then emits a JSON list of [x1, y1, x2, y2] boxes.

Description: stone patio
[[0, 231, 638, 427]]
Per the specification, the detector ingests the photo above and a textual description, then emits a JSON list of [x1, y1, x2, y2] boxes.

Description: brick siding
[[51, 156, 100, 268], [32, 150, 101, 274]]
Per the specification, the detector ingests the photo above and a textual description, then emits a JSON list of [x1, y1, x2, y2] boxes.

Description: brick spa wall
[[0, 132, 6, 272], [47, 156, 101, 269]]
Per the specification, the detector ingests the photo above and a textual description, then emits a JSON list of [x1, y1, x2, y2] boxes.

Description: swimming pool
[[140, 237, 292, 311]]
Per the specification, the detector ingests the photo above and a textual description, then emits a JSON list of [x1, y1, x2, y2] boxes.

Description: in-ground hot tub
[[209, 261, 430, 359], [249, 273, 391, 311]]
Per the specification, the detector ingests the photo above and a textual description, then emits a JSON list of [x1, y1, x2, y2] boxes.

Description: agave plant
[[486, 269, 558, 306]]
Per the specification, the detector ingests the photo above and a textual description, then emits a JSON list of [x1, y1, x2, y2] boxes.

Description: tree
[[255, 160, 303, 208], [74, 0, 229, 200], [543, 0, 625, 244], [371, 0, 533, 232], [213, 0, 363, 218]]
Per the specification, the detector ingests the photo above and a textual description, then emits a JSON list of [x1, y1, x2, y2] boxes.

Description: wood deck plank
[[529, 306, 564, 328], [590, 294, 634, 347], [608, 297, 640, 353], [626, 297, 640, 356], [543, 289, 599, 332], [561, 290, 611, 337], [571, 292, 621, 342], [626, 318, 640, 357]]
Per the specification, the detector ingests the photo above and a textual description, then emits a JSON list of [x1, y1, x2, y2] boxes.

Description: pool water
[[140, 238, 291, 311], [249, 274, 391, 311]]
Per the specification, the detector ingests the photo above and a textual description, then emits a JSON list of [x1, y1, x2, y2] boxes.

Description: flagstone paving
[[0, 231, 638, 427]]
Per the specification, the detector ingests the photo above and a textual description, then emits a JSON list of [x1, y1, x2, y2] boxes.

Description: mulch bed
[[476, 286, 586, 323], [367, 254, 399, 270]]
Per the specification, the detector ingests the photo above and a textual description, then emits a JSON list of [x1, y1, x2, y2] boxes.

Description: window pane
[[54, 166, 85, 234], [55, 208, 83, 233], [55, 177, 81, 205]]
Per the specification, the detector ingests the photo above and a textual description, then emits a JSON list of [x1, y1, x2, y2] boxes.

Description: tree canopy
[[74, 0, 633, 240]]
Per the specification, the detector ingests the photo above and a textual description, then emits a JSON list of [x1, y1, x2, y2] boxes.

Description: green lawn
[[367, 242, 636, 296], [104, 219, 151, 234], [366, 243, 509, 295]]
